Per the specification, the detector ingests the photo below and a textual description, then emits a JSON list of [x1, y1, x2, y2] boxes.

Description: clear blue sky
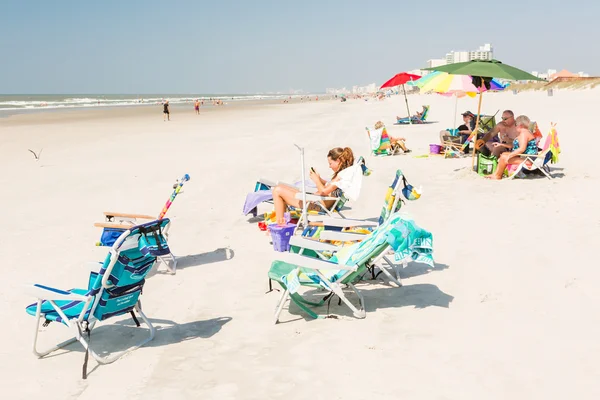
[[1, 0, 596, 94]]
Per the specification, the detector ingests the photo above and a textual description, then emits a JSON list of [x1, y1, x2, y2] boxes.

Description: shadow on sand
[[279, 282, 453, 322], [174, 247, 234, 270], [64, 316, 232, 376]]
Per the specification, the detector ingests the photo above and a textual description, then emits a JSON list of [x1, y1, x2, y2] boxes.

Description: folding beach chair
[[245, 157, 370, 227], [296, 169, 413, 284], [507, 124, 560, 180], [25, 219, 171, 379], [94, 174, 190, 274], [396, 105, 430, 124], [269, 213, 434, 322]]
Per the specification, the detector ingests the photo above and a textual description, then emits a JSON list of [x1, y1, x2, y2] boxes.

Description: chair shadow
[[149, 248, 234, 277], [83, 316, 231, 376], [284, 283, 453, 321], [52, 316, 231, 377], [393, 121, 438, 126], [175, 248, 234, 269], [399, 262, 449, 279]]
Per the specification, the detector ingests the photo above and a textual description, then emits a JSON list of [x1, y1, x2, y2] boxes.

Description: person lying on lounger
[[396, 105, 427, 121], [487, 115, 538, 180], [272, 147, 355, 225]]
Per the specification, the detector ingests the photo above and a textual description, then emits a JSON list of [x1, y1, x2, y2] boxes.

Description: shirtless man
[[475, 110, 517, 157]]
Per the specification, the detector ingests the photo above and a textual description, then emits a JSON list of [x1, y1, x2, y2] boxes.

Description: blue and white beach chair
[[25, 219, 171, 379]]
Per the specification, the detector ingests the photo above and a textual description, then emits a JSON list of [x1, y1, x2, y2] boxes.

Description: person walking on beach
[[194, 99, 200, 115], [163, 100, 170, 121]]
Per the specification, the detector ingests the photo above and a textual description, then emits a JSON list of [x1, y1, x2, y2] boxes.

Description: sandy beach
[[2, 89, 600, 399]]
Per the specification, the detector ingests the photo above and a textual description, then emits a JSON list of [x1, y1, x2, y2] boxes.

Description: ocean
[[0, 93, 305, 115]]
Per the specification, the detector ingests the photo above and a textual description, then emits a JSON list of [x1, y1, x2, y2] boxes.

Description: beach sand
[[1, 89, 599, 399]]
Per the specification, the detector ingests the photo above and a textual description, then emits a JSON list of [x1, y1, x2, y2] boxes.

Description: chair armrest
[[319, 231, 367, 242], [289, 236, 340, 252], [94, 222, 132, 229], [295, 193, 337, 202], [103, 211, 155, 220], [517, 152, 545, 158], [318, 217, 378, 228], [26, 284, 89, 301], [278, 252, 355, 271]]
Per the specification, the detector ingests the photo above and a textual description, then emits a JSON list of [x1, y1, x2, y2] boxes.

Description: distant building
[[444, 44, 493, 65], [427, 59, 447, 68]]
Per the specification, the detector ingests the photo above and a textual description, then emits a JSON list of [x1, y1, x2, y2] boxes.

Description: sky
[[1, 0, 597, 94]]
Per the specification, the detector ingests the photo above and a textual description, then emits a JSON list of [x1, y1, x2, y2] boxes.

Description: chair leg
[[381, 256, 403, 287], [540, 166, 553, 179], [32, 300, 80, 358], [330, 283, 366, 319], [273, 289, 289, 324]]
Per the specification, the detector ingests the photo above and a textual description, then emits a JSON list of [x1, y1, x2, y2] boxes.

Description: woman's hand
[[309, 169, 320, 184]]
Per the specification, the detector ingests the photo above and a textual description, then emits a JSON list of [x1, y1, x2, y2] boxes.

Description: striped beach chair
[[25, 219, 171, 379], [269, 213, 435, 322]]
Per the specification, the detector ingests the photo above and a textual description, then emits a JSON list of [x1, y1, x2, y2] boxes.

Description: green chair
[[268, 213, 434, 322]]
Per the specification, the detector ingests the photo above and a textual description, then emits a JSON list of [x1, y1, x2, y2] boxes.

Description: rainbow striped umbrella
[[412, 72, 506, 128], [414, 71, 506, 94]]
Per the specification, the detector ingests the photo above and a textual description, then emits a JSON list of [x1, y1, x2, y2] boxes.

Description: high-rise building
[[427, 59, 447, 68], [443, 44, 494, 65]]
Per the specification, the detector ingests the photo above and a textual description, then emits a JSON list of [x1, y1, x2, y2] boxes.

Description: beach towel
[[243, 190, 273, 216], [368, 127, 391, 154], [281, 214, 434, 294]]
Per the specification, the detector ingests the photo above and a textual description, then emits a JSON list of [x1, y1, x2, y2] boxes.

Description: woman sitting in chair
[[272, 147, 355, 225], [487, 115, 538, 180], [374, 121, 411, 153]]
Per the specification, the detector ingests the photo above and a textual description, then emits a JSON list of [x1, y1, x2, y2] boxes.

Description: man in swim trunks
[[475, 110, 517, 157], [194, 99, 200, 115], [163, 100, 170, 121]]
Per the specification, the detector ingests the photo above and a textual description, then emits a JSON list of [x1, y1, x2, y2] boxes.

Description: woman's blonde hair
[[328, 147, 354, 179], [515, 115, 531, 129], [374, 121, 384, 129]]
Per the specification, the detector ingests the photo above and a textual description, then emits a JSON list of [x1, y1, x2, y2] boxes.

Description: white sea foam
[[0, 93, 302, 112]]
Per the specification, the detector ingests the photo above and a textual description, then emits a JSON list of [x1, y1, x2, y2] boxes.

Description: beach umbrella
[[424, 59, 541, 168], [414, 71, 507, 129], [380, 72, 421, 124]]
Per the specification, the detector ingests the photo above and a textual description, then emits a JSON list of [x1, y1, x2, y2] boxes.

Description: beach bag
[[401, 176, 421, 201]]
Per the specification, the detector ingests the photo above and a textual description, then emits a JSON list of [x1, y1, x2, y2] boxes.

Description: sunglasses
[[502, 116, 512, 121]]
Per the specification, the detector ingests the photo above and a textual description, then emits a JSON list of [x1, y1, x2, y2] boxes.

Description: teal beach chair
[[269, 213, 434, 322], [25, 219, 171, 379], [396, 105, 430, 124]]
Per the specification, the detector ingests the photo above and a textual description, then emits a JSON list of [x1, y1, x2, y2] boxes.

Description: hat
[[461, 111, 474, 117]]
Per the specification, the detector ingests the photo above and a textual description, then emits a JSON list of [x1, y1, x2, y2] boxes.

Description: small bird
[[28, 148, 43, 161]]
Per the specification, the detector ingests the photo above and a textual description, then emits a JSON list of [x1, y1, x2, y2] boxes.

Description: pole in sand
[[294, 144, 307, 231]]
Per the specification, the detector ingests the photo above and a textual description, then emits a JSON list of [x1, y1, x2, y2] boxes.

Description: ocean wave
[[0, 94, 297, 111]]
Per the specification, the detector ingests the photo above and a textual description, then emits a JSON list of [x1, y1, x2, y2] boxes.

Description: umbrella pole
[[471, 91, 484, 170], [402, 84, 412, 124]]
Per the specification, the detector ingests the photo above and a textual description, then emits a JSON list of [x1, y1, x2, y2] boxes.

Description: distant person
[[194, 99, 200, 115], [163, 100, 170, 121]]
